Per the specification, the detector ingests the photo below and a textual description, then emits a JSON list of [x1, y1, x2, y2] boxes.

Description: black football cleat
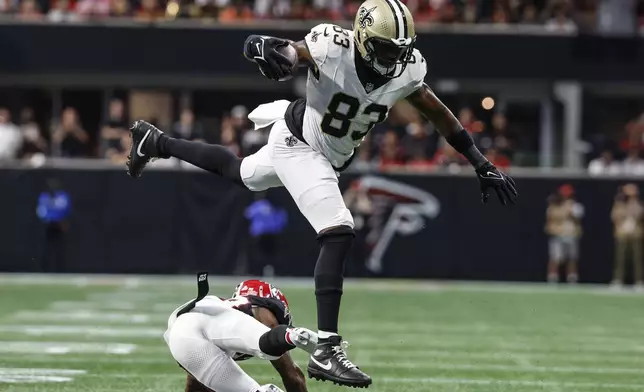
[[307, 336, 372, 388], [126, 120, 166, 178]]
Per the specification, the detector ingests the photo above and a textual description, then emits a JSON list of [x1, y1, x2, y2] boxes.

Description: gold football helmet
[[353, 0, 416, 78]]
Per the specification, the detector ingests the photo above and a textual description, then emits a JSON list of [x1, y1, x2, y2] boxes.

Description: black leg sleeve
[[258, 325, 294, 357], [314, 227, 354, 333], [159, 136, 244, 187]]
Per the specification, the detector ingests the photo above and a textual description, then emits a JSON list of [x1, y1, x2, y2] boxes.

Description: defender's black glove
[[475, 162, 518, 205], [243, 35, 293, 81]]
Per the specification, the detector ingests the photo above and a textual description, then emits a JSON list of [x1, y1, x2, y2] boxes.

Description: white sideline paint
[[0, 342, 136, 355], [0, 368, 86, 384], [0, 325, 163, 338], [380, 376, 644, 390], [13, 311, 151, 324]]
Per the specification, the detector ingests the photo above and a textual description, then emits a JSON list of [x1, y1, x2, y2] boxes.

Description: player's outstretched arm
[[289, 41, 313, 67], [254, 308, 308, 392], [407, 84, 518, 205], [270, 354, 308, 392]]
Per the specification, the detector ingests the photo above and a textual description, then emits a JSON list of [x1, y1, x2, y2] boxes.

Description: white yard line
[[12, 311, 152, 324], [2, 273, 644, 296], [0, 325, 163, 338], [6, 355, 643, 376], [355, 348, 644, 363], [0, 368, 86, 375], [380, 377, 644, 390], [1, 324, 642, 354], [0, 367, 87, 384], [49, 301, 179, 313], [0, 342, 136, 355]]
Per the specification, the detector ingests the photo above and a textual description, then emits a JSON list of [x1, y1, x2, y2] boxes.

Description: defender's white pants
[[164, 296, 276, 392], [240, 101, 354, 234]]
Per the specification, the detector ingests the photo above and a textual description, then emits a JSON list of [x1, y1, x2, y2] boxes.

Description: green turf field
[[1, 274, 644, 392]]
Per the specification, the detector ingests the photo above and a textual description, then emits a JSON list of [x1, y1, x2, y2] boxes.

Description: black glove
[[243, 35, 293, 81], [475, 162, 518, 205]]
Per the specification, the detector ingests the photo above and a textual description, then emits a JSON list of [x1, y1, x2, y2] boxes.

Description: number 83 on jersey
[[321, 92, 388, 141]]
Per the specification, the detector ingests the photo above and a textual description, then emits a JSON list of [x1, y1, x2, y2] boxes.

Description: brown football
[[276, 44, 298, 81]]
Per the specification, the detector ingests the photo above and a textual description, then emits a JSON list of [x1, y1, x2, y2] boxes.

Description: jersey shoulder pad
[[247, 295, 292, 326], [406, 49, 428, 91], [305, 23, 351, 67]]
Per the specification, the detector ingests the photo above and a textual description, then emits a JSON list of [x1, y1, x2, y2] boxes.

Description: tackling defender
[[128, 0, 518, 388], [165, 275, 318, 392]]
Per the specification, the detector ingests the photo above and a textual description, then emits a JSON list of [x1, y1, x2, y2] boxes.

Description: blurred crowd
[[2, 0, 643, 33], [0, 99, 517, 172], [588, 112, 644, 177]]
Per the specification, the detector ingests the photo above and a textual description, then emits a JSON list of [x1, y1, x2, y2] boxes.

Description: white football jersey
[[302, 23, 427, 168]]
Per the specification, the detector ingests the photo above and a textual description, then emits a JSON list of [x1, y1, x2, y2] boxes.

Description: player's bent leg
[[127, 120, 244, 186], [307, 226, 371, 388], [166, 313, 261, 392], [240, 145, 283, 191], [197, 296, 310, 360], [267, 123, 371, 387], [315, 225, 354, 334], [159, 137, 244, 186]]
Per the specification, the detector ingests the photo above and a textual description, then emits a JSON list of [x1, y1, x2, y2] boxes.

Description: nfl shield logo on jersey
[[285, 136, 298, 147], [365, 82, 374, 93]]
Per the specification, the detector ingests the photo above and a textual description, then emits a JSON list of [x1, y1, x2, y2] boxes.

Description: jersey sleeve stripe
[[384, 0, 401, 40]]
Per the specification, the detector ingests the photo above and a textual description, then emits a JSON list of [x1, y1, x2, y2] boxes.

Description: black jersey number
[[328, 25, 350, 49], [320, 92, 388, 141]]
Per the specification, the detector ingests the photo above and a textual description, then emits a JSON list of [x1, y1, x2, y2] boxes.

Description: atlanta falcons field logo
[[358, 6, 377, 29]]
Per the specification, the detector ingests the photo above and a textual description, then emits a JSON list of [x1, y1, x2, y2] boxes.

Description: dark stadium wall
[[0, 24, 643, 83], [0, 168, 637, 283]]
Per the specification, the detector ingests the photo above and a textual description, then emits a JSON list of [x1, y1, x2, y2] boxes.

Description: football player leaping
[[165, 276, 318, 392], [128, 0, 518, 388]]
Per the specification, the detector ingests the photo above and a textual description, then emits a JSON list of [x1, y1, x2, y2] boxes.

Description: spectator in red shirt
[[219, 0, 253, 22], [136, 0, 165, 21], [378, 130, 405, 171]]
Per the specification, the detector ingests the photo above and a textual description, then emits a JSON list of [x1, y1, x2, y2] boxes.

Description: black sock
[[314, 230, 354, 334], [258, 325, 293, 357], [158, 135, 244, 187]]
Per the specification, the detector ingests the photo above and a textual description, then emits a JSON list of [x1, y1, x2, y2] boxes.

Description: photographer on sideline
[[611, 184, 644, 291], [545, 184, 584, 283]]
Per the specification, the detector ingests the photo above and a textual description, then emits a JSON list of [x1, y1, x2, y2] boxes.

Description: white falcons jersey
[[302, 23, 427, 168]]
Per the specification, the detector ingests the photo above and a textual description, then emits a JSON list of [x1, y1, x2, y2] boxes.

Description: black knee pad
[[317, 225, 355, 245]]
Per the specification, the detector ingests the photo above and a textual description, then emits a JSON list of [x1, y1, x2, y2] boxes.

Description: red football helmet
[[232, 279, 290, 312]]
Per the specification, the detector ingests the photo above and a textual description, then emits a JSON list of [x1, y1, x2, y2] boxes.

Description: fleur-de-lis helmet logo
[[359, 6, 377, 29]]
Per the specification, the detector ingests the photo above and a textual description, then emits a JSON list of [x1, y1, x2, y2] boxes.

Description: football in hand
[[276, 44, 298, 81]]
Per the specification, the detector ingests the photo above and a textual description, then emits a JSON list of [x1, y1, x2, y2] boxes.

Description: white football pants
[[164, 296, 278, 392], [240, 100, 354, 234]]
